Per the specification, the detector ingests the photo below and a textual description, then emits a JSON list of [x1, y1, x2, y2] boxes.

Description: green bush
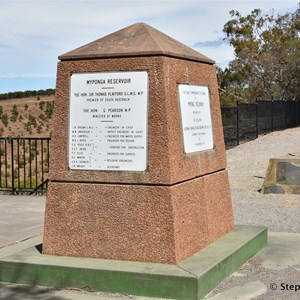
[[38, 100, 45, 110], [11, 105, 18, 118], [39, 113, 46, 121], [37, 125, 43, 134], [2, 114, 9, 127], [28, 114, 37, 127], [45, 101, 54, 118]]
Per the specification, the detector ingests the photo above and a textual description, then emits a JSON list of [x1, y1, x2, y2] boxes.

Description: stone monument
[[42, 22, 234, 264], [0, 23, 266, 300]]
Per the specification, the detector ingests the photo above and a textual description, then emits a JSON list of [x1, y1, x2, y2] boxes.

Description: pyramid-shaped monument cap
[[59, 22, 215, 64]]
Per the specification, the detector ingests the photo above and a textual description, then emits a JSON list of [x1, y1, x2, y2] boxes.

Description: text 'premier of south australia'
[[178, 84, 214, 153], [68, 71, 148, 171]]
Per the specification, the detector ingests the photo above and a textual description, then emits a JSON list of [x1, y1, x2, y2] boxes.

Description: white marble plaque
[[178, 84, 214, 153], [68, 71, 148, 171]]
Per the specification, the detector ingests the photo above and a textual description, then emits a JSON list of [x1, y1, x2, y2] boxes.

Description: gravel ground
[[204, 127, 300, 300], [227, 127, 300, 232]]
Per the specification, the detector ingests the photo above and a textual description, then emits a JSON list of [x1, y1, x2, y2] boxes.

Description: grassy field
[[0, 95, 54, 138]]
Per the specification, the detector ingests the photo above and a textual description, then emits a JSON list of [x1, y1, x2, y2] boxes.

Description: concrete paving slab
[[0, 282, 171, 300], [0, 236, 42, 259], [0, 195, 45, 248], [258, 232, 300, 270], [206, 281, 267, 300]]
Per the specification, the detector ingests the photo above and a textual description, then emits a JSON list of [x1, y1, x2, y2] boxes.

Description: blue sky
[[0, 0, 298, 93]]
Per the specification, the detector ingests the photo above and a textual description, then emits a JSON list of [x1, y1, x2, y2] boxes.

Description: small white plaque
[[68, 71, 148, 171], [178, 84, 214, 153]]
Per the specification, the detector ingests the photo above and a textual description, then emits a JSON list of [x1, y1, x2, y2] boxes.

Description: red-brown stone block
[[43, 23, 234, 264], [43, 170, 233, 264], [49, 56, 226, 185]]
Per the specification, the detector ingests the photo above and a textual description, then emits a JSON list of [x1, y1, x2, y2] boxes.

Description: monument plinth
[[43, 22, 234, 264]]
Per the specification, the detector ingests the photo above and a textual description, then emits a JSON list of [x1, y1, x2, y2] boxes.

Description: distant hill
[[0, 95, 54, 138], [0, 89, 55, 100]]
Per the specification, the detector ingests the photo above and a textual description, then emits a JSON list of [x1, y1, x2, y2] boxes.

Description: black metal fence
[[0, 100, 298, 193], [0, 137, 50, 194], [221, 100, 300, 148]]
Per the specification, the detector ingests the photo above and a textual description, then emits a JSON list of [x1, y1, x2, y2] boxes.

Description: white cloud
[[0, 0, 298, 92], [194, 43, 234, 67], [0, 73, 54, 79]]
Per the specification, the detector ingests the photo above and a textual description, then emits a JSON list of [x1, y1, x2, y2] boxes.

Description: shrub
[[11, 104, 18, 117], [18, 158, 25, 167], [28, 114, 37, 127], [10, 115, 17, 122], [39, 113, 46, 121], [25, 122, 32, 134], [2, 114, 9, 127], [38, 100, 45, 110], [37, 125, 43, 134], [45, 101, 54, 118]]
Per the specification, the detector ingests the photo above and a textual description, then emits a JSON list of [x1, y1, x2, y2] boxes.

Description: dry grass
[[0, 95, 54, 137]]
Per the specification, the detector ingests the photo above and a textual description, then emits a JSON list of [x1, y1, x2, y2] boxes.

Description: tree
[[2, 114, 9, 127], [45, 101, 54, 118], [217, 66, 244, 106], [219, 4, 300, 104], [28, 114, 37, 127], [11, 105, 19, 122], [38, 100, 46, 110], [0, 88, 55, 100]]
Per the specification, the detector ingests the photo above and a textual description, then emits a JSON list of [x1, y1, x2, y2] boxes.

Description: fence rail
[[0, 137, 50, 194], [0, 99, 299, 193], [221, 100, 300, 148]]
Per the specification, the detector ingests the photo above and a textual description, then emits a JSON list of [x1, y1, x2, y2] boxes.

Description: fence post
[[10, 139, 15, 194], [296, 100, 299, 127], [271, 97, 274, 132], [17, 139, 20, 191], [0, 140, 2, 186], [4, 140, 7, 188], [284, 100, 288, 129], [35, 139, 38, 195], [256, 98, 259, 138], [236, 100, 240, 145]]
